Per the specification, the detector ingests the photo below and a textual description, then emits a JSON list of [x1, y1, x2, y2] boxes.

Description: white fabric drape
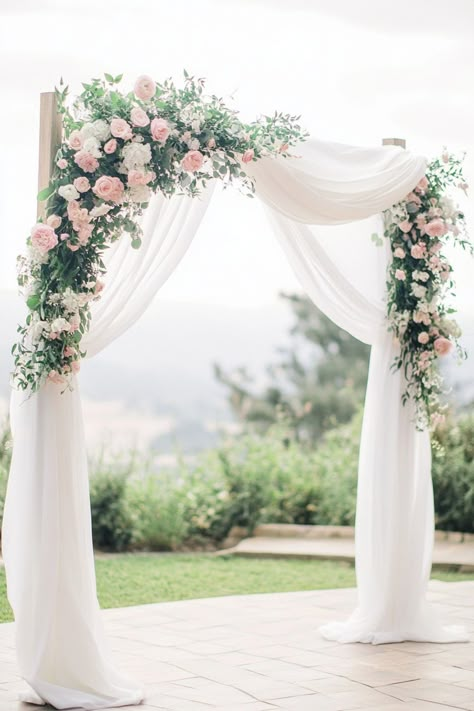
[[3, 137, 468, 711], [248, 139, 468, 643], [2, 190, 213, 709]]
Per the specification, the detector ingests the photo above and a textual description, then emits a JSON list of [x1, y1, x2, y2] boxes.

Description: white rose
[[90, 204, 113, 218], [188, 138, 200, 150], [128, 185, 151, 204], [191, 119, 201, 132], [58, 184, 80, 202], [91, 119, 110, 142], [30, 318, 48, 343], [50, 317, 70, 333], [411, 284, 427, 299], [121, 142, 152, 170]]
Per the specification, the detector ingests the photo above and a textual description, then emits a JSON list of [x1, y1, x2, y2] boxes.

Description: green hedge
[[0, 410, 473, 552]]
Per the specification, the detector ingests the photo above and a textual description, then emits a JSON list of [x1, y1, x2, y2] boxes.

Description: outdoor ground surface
[[1, 554, 473, 623]]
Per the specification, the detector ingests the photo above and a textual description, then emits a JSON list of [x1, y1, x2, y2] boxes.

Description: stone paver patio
[[1, 581, 473, 710]]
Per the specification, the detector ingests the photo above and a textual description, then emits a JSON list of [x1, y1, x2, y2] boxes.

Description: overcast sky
[[0, 0, 473, 308]]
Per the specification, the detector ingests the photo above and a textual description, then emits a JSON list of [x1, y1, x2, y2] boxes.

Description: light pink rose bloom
[[74, 150, 99, 173], [131, 107, 150, 127], [73, 176, 90, 193], [424, 219, 448, 238], [415, 176, 429, 193], [394, 269, 406, 281], [78, 224, 93, 245], [207, 137, 216, 149], [71, 360, 81, 374], [68, 130, 83, 150], [57, 158, 68, 169], [398, 220, 412, 233], [405, 191, 421, 206], [279, 143, 289, 153], [63, 346, 76, 358], [413, 311, 430, 325], [46, 214, 62, 229], [69, 314, 81, 332], [417, 331, 430, 344], [181, 150, 204, 172], [393, 247, 405, 258], [94, 280, 105, 295], [411, 244, 426, 259], [67, 242, 80, 251], [110, 118, 133, 141], [434, 337, 452, 356], [127, 170, 152, 186], [93, 176, 124, 202], [49, 332, 58, 340], [104, 139, 117, 154], [60, 233, 69, 241], [31, 223, 58, 253], [150, 117, 170, 143], [48, 370, 65, 385], [134, 75, 156, 101], [242, 148, 255, 164]]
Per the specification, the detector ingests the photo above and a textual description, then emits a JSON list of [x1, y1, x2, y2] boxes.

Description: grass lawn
[[1, 554, 473, 624]]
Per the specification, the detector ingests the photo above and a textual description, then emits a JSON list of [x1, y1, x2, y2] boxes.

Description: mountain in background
[[0, 290, 473, 455]]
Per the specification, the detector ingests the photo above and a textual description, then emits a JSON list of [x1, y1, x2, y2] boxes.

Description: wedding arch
[[3, 73, 471, 710]]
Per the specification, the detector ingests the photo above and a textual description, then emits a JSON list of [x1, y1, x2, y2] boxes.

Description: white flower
[[413, 270, 430, 282], [121, 142, 152, 171], [91, 119, 110, 142], [188, 138, 200, 150], [440, 317, 462, 338], [82, 136, 102, 158], [90, 204, 113, 218], [128, 185, 151, 204], [58, 184, 80, 202], [30, 318, 48, 343], [80, 123, 96, 140], [411, 283, 427, 299], [191, 119, 201, 133], [50, 317, 70, 333]]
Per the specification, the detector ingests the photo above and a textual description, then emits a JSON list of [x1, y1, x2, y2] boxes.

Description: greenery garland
[[384, 153, 472, 430], [12, 72, 307, 392]]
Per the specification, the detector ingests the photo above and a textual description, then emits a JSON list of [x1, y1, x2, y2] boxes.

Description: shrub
[[127, 475, 189, 550], [89, 465, 134, 551], [0, 421, 11, 543]]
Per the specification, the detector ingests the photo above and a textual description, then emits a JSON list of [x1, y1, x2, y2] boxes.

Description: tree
[[214, 293, 370, 444]]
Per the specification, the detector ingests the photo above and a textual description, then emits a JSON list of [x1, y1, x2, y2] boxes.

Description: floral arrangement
[[12, 72, 307, 392], [384, 152, 472, 430]]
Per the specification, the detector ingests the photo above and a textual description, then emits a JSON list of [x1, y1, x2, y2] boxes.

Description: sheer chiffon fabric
[[2, 138, 466, 711]]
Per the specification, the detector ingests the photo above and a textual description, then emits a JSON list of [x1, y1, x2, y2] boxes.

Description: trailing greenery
[[0, 554, 472, 624]]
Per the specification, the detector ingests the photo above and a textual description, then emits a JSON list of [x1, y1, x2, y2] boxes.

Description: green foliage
[[432, 411, 474, 532], [0, 422, 11, 542], [215, 293, 369, 442], [89, 467, 133, 551]]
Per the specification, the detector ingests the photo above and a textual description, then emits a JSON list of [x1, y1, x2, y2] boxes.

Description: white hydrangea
[[411, 283, 427, 299], [58, 184, 80, 202], [121, 142, 152, 171], [91, 119, 110, 142], [412, 270, 430, 282], [82, 136, 102, 158], [128, 185, 151, 203]]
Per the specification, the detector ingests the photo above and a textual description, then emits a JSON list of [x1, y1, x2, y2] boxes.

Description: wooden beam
[[37, 92, 63, 220], [382, 137, 406, 149]]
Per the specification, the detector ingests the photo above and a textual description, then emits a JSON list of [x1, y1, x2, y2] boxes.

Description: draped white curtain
[[2, 138, 468, 710]]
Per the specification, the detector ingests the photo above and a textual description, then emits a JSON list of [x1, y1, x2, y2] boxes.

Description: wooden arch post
[[37, 92, 62, 220]]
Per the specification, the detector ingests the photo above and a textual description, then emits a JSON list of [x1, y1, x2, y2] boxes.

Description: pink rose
[[242, 148, 255, 164], [398, 220, 412, 233], [405, 192, 421, 206], [57, 158, 68, 169], [48, 370, 65, 385], [73, 177, 90, 193], [207, 137, 216, 149], [434, 337, 452, 356], [68, 130, 83, 150], [67, 242, 80, 252], [411, 244, 426, 259], [127, 170, 152, 186], [130, 107, 150, 127], [134, 75, 156, 101], [110, 118, 133, 141], [63, 346, 76, 358], [78, 224, 93, 245], [74, 150, 99, 173], [94, 280, 105, 295], [424, 219, 448, 238], [93, 176, 124, 202], [415, 176, 429, 193], [394, 269, 406, 281], [104, 139, 117, 154], [46, 214, 62, 229], [150, 117, 170, 143], [393, 247, 405, 258], [31, 223, 58, 253], [181, 150, 204, 172], [60, 233, 69, 241], [71, 360, 81, 374], [417, 332, 430, 344]]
